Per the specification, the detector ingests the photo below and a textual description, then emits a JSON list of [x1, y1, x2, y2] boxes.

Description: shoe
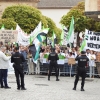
[[81, 88, 85, 91], [48, 78, 50, 81], [73, 87, 76, 90], [56, 79, 59, 81], [1, 86, 4, 88], [5, 86, 11, 89], [17, 88, 20, 90], [48, 76, 50, 81], [21, 88, 26, 90]]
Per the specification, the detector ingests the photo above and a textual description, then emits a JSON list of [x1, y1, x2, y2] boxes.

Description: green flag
[[80, 40, 86, 52], [41, 35, 46, 41], [67, 16, 74, 43], [80, 35, 88, 52], [1, 24, 5, 30], [29, 36, 33, 45], [34, 34, 42, 63], [34, 46, 40, 61], [52, 31, 56, 47], [11, 27, 13, 30], [42, 25, 45, 29]]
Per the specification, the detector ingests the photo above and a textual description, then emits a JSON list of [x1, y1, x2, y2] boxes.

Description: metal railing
[[27, 59, 100, 78]]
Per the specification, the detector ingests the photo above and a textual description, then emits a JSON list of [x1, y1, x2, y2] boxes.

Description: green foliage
[[41, 16, 48, 28], [43, 16, 62, 43], [43, 16, 56, 36], [1, 4, 62, 43], [54, 27, 62, 43], [2, 5, 44, 33], [0, 18, 16, 29], [60, 1, 100, 32], [72, 1, 85, 12], [60, 2, 88, 32], [95, 22, 100, 32]]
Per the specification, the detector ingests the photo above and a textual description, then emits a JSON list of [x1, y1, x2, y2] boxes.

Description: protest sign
[[85, 29, 100, 51], [68, 58, 76, 65], [0, 30, 18, 43]]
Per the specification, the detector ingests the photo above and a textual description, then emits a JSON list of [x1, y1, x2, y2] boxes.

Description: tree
[[43, 16, 57, 36], [2, 4, 61, 44], [60, 1, 93, 46], [95, 22, 100, 32], [2, 5, 47, 33], [0, 18, 16, 29], [44, 16, 62, 43]]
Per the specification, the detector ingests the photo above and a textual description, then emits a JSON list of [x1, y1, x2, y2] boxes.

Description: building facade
[[38, 0, 84, 28], [0, 0, 39, 16], [85, 0, 100, 20]]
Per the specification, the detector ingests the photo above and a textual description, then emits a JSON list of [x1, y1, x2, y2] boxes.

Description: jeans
[[90, 66, 95, 77], [68, 64, 74, 76], [0, 69, 8, 87], [23, 60, 28, 72]]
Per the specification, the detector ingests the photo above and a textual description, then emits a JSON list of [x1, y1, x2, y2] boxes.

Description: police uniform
[[48, 48, 59, 81], [11, 47, 26, 90], [73, 51, 89, 91]]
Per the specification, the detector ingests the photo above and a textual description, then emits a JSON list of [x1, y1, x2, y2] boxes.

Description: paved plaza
[[0, 74, 100, 100]]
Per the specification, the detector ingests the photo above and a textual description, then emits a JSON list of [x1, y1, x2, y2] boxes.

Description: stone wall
[[97, 0, 100, 11], [85, 0, 98, 11]]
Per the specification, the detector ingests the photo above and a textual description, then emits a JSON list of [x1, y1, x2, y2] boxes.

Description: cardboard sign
[[0, 30, 18, 43], [68, 58, 76, 65]]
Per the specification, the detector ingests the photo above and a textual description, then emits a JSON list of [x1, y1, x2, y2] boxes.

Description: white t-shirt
[[64, 53, 69, 63], [89, 54, 96, 66]]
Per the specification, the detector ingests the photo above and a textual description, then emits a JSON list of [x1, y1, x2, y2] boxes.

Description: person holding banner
[[48, 48, 59, 81], [73, 51, 89, 91]]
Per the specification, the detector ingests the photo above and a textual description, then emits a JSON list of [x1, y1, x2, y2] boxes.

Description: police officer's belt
[[51, 60, 56, 62]]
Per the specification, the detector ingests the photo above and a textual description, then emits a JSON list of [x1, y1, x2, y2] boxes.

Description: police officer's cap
[[81, 51, 86, 54]]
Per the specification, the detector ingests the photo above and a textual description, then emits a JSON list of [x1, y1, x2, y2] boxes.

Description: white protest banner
[[63, 26, 68, 45], [0, 30, 18, 43], [16, 22, 41, 46], [85, 29, 100, 51], [16, 24, 30, 46]]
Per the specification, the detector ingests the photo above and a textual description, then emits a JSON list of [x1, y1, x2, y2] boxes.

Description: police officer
[[48, 48, 59, 81], [73, 51, 89, 91], [11, 47, 26, 90]]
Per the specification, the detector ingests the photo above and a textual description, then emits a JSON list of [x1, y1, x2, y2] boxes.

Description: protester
[[0, 46, 11, 89], [68, 52, 75, 76], [89, 50, 96, 78], [20, 46, 28, 74]]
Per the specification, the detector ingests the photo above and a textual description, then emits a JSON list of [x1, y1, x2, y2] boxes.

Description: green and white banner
[[81, 29, 100, 52], [67, 16, 74, 44]]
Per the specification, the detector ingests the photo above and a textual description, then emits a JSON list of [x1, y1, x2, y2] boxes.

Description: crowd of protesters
[[0, 41, 100, 78]]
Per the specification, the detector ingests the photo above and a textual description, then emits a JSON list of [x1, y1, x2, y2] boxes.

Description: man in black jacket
[[73, 51, 89, 91], [48, 48, 59, 81], [11, 47, 26, 90]]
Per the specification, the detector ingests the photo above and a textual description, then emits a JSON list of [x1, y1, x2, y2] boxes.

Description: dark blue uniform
[[48, 50, 59, 81], [73, 54, 89, 91], [11, 52, 25, 90]]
